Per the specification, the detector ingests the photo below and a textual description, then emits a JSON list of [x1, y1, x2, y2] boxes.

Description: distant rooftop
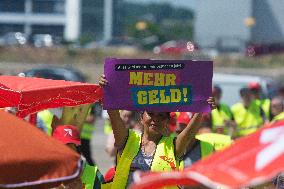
[[125, 0, 196, 10]]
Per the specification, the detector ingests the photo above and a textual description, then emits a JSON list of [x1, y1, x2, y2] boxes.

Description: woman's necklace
[[141, 139, 155, 157]]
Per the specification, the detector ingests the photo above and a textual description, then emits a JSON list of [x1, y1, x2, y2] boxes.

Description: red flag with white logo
[[131, 120, 284, 189]]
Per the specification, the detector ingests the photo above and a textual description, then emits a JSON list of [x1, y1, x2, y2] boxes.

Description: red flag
[[131, 121, 284, 189]]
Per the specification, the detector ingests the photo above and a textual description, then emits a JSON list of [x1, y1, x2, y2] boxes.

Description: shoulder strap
[[81, 164, 98, 189], [112, 130, 141, 189]]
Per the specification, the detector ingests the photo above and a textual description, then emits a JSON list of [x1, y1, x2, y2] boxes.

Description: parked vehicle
[[153, 40, 198, 55], [85, 38, 138, 49], [245, 42, 284, 56], [33, 34, 53, 48], [0, 32, 27, 46], [24, 66, 86, 82], [213, 73, 278, 106]]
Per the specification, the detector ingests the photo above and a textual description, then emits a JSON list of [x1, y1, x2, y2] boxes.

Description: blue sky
[[126, 0, 196, 10]]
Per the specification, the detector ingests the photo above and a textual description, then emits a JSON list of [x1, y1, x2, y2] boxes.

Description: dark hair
[[213, 85, 222, 94], [76, 145, 81, 153], [240, 87, 251, 97], [279, 86, 284, 94]]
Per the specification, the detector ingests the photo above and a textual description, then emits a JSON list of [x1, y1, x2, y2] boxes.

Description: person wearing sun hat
[[52, 125, 104, 189]]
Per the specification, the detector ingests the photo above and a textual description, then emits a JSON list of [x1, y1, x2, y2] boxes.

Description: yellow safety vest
[[37, 110, 53, 136], [178, 133, 232, 169], [81, 163, 98, 189], [254, 99, 270, 120], [104, 119, 113, 135], [81, 109, 95, 140], [271, 112, 284, 123], [211, 103, 233, 134], [102, 130, 180, 189], [196, 133, 232, 158], [231, 102, 263, 137], [81, 123, 95, 140]]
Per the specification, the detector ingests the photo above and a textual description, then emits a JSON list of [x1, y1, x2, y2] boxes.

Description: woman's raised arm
[[99, 74, 128, 149], [175, 97, 216, 158]]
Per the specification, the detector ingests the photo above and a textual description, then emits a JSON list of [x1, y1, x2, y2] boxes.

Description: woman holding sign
[[100, 74, 216, 189]]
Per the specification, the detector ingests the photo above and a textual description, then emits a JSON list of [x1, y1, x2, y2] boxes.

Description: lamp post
[[104, 0, 113, 43], [244, 17, 256, 44]]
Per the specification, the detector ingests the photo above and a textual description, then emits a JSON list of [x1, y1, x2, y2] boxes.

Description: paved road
[[91, 117, 114, 174]]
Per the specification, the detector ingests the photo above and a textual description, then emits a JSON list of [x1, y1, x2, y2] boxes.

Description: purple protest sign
[[103, 58, 213, 113]]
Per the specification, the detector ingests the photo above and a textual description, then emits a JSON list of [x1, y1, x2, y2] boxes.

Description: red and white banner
[[131, 120, 284, 189]]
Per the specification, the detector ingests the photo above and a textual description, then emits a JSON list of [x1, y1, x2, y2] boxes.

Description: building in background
[[0, 0, 81, 41], [251, 0, 284, 44], [195, 0, 284, 52], [81, 0, 124, 41], [81, 0, 104, 40]]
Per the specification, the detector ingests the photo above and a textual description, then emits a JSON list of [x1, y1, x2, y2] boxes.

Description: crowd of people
[[98, 79, 284, 188], [2, 73, 284, 189]]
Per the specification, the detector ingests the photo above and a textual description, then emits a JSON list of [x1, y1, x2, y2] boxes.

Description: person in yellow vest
[[80, 105, 96, 166], [248, 82, 271, 121], [195, 133, 232, 158], [37, 109, 54, 135], [99, 74, 217, 189], [37, 108, 63, 136], [270, 96, 284, 123], [104, 110, 144, 183], [231, 87, 265, 138], [176, 113, 232, 168], [210, 85, 236, 136], [52, 125, 104, 189]]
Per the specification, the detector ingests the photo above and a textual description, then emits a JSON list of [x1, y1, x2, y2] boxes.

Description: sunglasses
[[145, 112, 170, 120]]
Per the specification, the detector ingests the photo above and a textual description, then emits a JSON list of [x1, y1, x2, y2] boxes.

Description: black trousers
[[80, 139, 95, 166]]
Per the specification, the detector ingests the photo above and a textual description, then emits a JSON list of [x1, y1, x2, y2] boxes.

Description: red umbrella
[[0, 111, 82, 189], [0, 76, 102, 118], [131, 120, 284, 189]]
